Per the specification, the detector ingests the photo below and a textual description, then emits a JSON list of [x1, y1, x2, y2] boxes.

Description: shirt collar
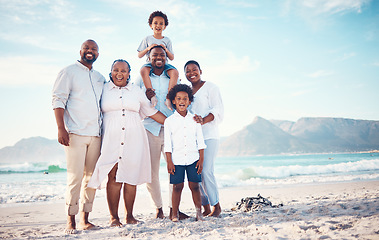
[[173, 110, 192, 119], [106, 80, 131, 90], [75, 60, 93, 72]]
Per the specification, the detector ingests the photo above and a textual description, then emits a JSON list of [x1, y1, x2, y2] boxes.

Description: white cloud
[[300, 0, 371, 15], [0, 56, 60, 85], [336, 52, 356, 61], [307, 70, 334, 78]]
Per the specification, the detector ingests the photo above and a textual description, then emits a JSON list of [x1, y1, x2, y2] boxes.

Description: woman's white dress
[[88, 81, 157, 189]]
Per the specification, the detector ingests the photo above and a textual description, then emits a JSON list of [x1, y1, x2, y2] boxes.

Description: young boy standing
[[164, 84, 206, 222]]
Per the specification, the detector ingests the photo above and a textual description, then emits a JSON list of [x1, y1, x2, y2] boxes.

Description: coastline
[[1, 180, 378, 239]]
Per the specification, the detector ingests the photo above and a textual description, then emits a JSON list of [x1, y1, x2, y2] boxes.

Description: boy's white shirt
[[164, 111, 206, 166]]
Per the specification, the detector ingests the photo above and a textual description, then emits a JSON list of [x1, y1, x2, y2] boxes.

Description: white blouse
[[189, 81, 224, 140]]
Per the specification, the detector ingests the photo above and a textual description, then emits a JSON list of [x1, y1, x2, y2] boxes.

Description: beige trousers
[[146, 128, 167, 209], [64, 134, 101, 215]]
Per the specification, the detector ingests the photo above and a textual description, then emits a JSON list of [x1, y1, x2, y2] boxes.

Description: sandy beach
[[1, 180, 378, 239]]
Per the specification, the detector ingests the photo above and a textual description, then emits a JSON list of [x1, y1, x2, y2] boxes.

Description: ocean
[[1, 152, 379, 206]]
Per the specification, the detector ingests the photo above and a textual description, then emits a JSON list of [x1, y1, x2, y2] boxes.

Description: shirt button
[[122, 127, 125, 130], [122, 114, 125, 116], [121, 142, 124, 145], [120, 96, 122, 98], [119, 156, 122, 159]]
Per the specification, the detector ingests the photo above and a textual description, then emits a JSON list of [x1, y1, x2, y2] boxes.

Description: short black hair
[[167, 84, 194, 109], [148, 11, 169, 26], [184, 60, 201, 71]]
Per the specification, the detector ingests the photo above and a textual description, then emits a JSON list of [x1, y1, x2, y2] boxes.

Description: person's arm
[[193, 113, 214, 125], [196, 149, 204, 174], [149, 111, 166, 124], [162, 45, 174, 61], [165, 152, 175, 175], [137, 44, 158, 59], [54, 108, 69, 146]]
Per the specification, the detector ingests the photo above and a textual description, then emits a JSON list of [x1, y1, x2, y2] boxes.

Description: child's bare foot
[[169, 208, 190, 220], [209, 203, 221, 218], [196, 208, 205, 221], [126, 216, 140, 224], [172, 216, 179, 222], [202, 204, 211, 216], [64, 216, 77, 234], [109, 217, 122, 227], [155, 207, 164, 219], [179, 211, 190, 220]]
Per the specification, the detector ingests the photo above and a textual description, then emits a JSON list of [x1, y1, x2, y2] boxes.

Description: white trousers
[[200, 139, 220, 206]]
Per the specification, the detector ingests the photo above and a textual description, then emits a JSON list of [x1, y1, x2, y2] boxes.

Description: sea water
[[1, 152, 378, 206]]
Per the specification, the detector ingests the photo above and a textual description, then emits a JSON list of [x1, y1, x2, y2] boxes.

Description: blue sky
[[0, 0, 378, 148]]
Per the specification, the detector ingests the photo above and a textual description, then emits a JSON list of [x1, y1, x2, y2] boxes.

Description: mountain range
[[219, 116, 379, 156], [0, 117, 378, 162]]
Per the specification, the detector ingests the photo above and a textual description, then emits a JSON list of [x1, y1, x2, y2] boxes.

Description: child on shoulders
[[164, 84, 206, 222], [137, 10, 179, 109]]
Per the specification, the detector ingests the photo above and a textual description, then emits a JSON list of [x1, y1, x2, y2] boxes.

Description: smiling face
[[172, 91, 191, 116], [185, 63, 202, 84], [150, 47, 166, 69], [111, 61, 130, 87], [80, 40, 99, 66], [150, 16, 166, 36]]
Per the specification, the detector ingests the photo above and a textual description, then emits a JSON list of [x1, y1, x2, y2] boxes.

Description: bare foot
[[78, 221, 96, 230], [209, 203, 221, 218], [126, 216, 140, 224], [179, 211, 190, 220], [202, 204, 211, 216], [155, 207, 164, 219], [169, 208, 190, 220], [64, 215, 77, 234], [172, 216, 179, 222], [109, 217, 122, 227], [196, 208, 205, 221]]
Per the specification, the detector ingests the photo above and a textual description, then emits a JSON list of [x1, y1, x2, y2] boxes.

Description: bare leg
[[189, 182, 204, 221], [171, 183, 184, 222], [123, 183, 139, 224], [166, 69, 179, 91], [202, 204, 211, 216], [106, 164, 122, 227], [78, 212, 96, 230], [141, 66, 153, 89], [209, 202, 222, 218], [65, 215, 76, 234]]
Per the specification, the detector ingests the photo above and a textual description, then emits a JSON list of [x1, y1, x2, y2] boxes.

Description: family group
[[52, 11, 224, 234]]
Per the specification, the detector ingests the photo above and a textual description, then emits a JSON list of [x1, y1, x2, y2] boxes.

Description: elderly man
[[52, 39, 105, 233]]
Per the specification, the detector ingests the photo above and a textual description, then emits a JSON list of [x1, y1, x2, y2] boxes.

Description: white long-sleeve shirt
[[164, 111, 206, 166], [52, 61, 106, 137], [189, 81, 224, 140]]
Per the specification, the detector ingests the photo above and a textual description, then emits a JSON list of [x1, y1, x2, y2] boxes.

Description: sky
[[0, 0, 378, 149]]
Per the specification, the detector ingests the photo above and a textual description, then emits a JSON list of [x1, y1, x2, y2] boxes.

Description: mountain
[[0, 137, 65, 163], [219, 117, 379, 156], [2, 116, 379, 159]]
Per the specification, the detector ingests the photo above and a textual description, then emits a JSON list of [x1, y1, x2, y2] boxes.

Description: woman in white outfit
[[88, 59, 166, 225], [184, 60, 224, 217]]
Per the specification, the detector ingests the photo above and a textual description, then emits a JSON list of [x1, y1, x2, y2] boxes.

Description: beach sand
[[1, 180, 378, 239]]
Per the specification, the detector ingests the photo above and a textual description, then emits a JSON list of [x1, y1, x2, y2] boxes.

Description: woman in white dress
[[88, 59, 166, 225], [184, 60, 224, 217]]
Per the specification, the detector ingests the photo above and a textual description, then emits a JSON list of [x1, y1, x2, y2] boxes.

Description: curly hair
[[167, 84, 194, 110], [148, 10, 169, 26]]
